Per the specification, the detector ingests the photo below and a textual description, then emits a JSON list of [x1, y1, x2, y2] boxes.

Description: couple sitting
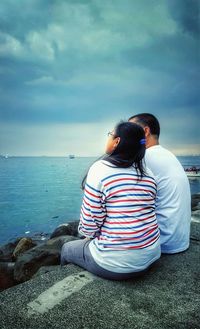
[[61, 113, 191, 280]]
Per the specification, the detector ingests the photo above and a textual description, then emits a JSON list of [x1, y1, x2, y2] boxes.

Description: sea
[[0, 156, 200, 246]]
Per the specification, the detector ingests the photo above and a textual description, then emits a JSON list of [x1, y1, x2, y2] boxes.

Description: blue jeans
[[61, 239, 150, 280]]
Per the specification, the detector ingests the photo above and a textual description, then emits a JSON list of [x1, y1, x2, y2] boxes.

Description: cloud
[[26, 76, 58, 86], [0, 0, 199, 155], [0, 0, 53, 39], [0, 32, 24, 57], [167, 0, 200, 37], [26, 30, 55, 61]]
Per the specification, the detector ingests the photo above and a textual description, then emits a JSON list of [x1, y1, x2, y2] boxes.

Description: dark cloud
[[0, 0, 52, 40], [167, 0, 200, 37], [0, 0, 199, 154]]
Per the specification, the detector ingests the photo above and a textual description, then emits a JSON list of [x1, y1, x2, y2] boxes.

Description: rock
[[192, 209, 200, 217], [32, 265, 61, 278], [50, 221, 80, 239], [0, 239, 21, 262], [191, 193, 200, 211], [0, 262, 15, 291], [192, 202, 200, 212], [13, 238, 37, 260], [191, 194, 200, 218], [190, 221, 200, 241], [32, 233, 50, 244], [14, 235, 78, 283]]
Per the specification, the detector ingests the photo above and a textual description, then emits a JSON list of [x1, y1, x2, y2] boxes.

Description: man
[[129, 113, 191, 254]]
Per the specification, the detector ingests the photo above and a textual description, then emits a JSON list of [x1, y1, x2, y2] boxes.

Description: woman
[[61, 121, 161, 280]]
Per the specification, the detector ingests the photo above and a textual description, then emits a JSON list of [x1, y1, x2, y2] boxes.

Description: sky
[[0, 0, 199, 156]]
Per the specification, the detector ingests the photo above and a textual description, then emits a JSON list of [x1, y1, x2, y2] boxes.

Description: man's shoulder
[[147, 145, 168, 154], [145, 145, 185, 176], [146, 145, 177, 160]]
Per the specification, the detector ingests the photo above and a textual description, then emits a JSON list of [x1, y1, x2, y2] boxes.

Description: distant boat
[[69, 155, 75, 159], [0, 154, 9, 159], [184, 166, 200, 178]]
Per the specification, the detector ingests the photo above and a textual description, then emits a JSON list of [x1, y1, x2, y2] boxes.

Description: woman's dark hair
[[81, 121, 146, 189], [129, 113, 160, 137]]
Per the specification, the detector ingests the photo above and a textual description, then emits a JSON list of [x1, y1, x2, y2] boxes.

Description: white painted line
[[27, 271, 95, 316]]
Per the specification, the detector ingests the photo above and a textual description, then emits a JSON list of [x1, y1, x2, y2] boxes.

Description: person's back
[[61, 121, 161, 280], [129, 113, 191, 254], [81, 159, 160, 272], [145, 145, 191, 253]]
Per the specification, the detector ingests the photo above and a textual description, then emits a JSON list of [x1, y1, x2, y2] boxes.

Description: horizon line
[[1, 154, 200, 158]]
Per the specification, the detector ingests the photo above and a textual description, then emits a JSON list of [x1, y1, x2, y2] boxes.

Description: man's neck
[[146, 136, 159, 149]]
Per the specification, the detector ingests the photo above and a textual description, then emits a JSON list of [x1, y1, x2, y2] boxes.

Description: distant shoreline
[[0, 156, 98, 158], [1, 155, 200, 158]]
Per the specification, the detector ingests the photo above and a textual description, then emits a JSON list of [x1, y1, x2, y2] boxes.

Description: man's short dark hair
[[128, 113, 160, 138]]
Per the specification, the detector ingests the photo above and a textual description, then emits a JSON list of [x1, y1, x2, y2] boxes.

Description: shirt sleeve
[[78, 163, 106, 238]]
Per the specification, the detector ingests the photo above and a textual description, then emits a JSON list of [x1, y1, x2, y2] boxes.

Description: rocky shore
[[0, 221, 80, 291], [1, 193, 200, 292]]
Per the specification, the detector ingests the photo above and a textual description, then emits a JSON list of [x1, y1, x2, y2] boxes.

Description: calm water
[[0, 156, 200, 245]]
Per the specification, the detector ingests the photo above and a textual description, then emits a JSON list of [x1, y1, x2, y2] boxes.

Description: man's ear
[[144, 126, 151, 138]]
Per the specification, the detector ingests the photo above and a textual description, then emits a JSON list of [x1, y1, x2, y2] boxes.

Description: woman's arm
[[78, 164, 106, 238]]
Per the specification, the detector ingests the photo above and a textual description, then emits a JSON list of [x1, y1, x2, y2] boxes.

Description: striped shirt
[[79, 160, 159, 248], [79, 160, 161, 272]]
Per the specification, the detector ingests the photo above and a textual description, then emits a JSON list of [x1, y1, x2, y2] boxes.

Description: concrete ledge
[[0, 222, 199, 329]]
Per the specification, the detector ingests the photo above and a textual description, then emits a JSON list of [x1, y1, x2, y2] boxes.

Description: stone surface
[[192, 209, 200, 217], [191, 193, 200, 211], [13, 238, 37, 260], [50, 221, 80, 239], [0, 206, 199, 329], [0, 239, 21, 262], [32, 265, 61, 278], [0, 262, 15, 291], [14, 235, 78, 283], [190, 221, 200, 241], [0, 221, 199, 329]]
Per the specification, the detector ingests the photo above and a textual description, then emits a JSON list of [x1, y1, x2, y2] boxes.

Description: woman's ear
[[114, 137, 120, 149]]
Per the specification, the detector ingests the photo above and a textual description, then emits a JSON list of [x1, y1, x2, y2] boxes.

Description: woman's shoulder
[[88, 159, 113, 174], [142, 167, 156, 185], [89, 159, 105, 170], [85, 160, 116, 189], [87, 160, 110, 179], [88, 161, 156, 181], [144, 167, 155, 179]]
